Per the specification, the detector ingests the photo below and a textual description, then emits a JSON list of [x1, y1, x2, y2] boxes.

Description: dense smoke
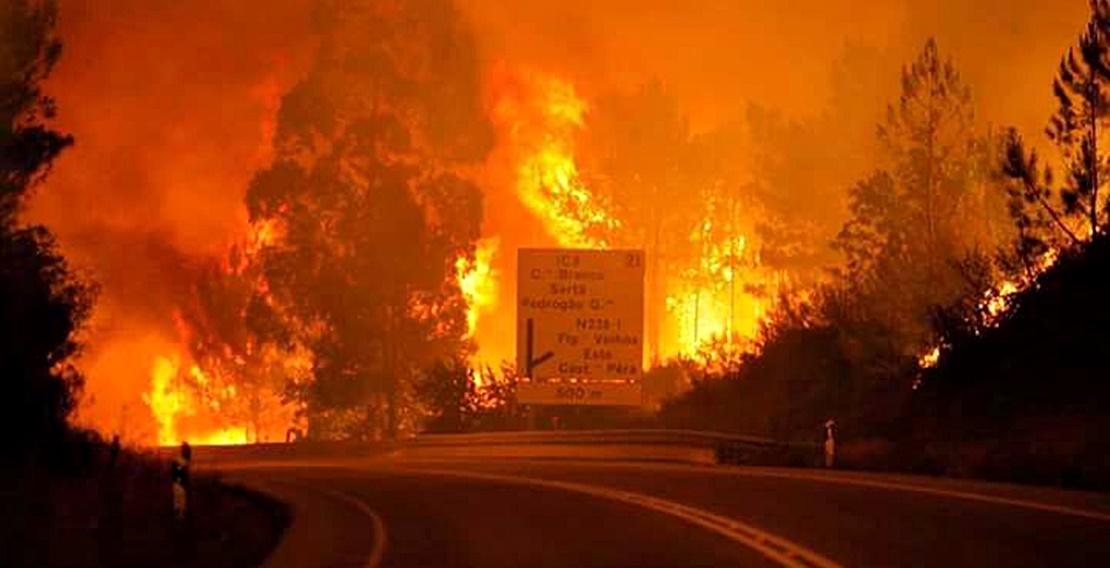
[[28, 0, 1092, 440], [458, 0, 1083, 133], [31, 0, 314, 436]]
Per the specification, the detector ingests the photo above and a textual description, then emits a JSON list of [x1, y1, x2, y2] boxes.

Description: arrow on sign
[[525, 318, 555, 377]]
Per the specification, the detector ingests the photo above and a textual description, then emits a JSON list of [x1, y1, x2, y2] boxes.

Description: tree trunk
[[384, 303, 399, 440], [645, 180, 663, 368], [649, 216, 662, 366], [1088, 80, 1100, 237], [387, 326, 399, 441]]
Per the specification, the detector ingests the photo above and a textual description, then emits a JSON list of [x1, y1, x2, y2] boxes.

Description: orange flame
[[479, 70, 775, 369], [456, 238, 500, 339], [491, 71, 618, 249], [141, 354, 250, 446], [917, 248, 1060, 371], [664, 214, 771, 358]]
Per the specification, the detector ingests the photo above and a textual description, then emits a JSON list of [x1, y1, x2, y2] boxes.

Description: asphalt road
[[219, 450, 1110, 568]]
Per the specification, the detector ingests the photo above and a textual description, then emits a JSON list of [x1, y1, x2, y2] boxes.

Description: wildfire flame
[[491, 71, 618, 249], [476, 69, 776, 368], [142, 354, 250, 446], [139, 215, 305, 447], [665, 214, 770, 358], [917, 248, 1061, 371], [456, 238, 499, 338]]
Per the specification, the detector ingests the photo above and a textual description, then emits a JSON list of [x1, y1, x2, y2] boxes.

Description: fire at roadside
[[20, 0, 1110, 485], [121, 64, 781, 446]]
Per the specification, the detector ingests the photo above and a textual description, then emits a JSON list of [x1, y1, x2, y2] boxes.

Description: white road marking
[[224, 456, 1110, 524], [313, 487, 388, 568], [242, 477, 389, 568], [399, 466, 846, 568], [424, 458, 1110, 524], [715, 468, 1110, 523]]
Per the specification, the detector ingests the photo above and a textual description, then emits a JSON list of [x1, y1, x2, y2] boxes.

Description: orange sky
[[28, 0, 1090, 437]]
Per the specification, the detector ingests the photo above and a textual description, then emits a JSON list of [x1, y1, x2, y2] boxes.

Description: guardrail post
[[171, 442, 192, 521], [823, 419, 837, 468]]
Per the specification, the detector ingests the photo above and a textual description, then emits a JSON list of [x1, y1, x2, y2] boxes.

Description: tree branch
[[1025, 175, 1084, 245]]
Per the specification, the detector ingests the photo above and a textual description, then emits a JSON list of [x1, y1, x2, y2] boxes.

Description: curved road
[[219, 450, 1110, 568]]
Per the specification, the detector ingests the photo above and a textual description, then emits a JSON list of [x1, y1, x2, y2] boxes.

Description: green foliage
[[0, 0, 96, 461]]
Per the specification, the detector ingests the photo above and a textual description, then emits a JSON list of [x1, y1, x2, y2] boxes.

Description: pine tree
[[835, 39, 992, 348], [0, 0, 96, 460], [1002, 0, 1110, 256]]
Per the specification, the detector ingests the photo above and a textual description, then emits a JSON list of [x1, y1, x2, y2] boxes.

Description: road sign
[[516, 381, 642, 406], [516, 248, 645, 406]]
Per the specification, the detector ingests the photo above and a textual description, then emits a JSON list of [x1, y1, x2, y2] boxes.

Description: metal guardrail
[[188, 429, 820, 467], [413, 429, 806, 448], [411, 429, 820, 466]]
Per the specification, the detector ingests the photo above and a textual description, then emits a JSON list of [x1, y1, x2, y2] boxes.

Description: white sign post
[[516, 248, 645, 406]]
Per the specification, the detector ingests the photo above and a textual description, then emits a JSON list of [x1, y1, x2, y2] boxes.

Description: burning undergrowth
[[27, 0, 1095, 445]]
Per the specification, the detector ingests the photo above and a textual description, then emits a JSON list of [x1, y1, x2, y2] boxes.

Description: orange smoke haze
[[27, 0, 1092, 442], [457, 0, 1085, 133], [31, 0, 315, 442]]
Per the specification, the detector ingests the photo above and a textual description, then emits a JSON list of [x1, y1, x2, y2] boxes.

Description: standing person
[[171, 442, 192, 521]]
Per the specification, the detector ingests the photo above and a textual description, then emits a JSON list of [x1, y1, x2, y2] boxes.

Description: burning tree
[[580, 81, 773, 360], [491, 70, 619, 250], [834, 39, 1007, 351], [0, 0, 97, 460], [1003, 0, 1110, 261], [580, 79, 704, 363], [244, 0, 489, 439], [175, 246, 307, 443], [745, 43, 898, 283]]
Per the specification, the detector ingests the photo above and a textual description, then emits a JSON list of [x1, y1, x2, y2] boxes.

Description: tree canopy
[[0, 0, 96, 460], [245, 0, 489, 439]]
